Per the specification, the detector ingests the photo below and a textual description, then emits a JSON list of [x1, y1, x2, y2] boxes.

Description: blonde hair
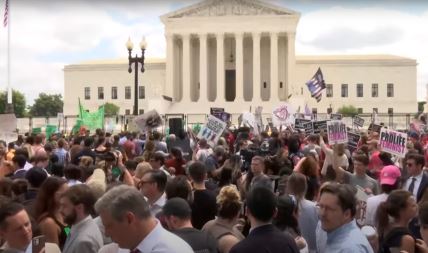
[[216, 186, 242, 219], [134, 162, 153, 179]]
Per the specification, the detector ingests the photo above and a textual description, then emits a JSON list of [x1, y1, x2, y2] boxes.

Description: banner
[[330, 114, 343, 120], [32, 127, 42, 134], [77, 100, 105, 132], [327, 120, 348, 145], [348, 132, 361, 153], [295, 119, 311, 130], [303, 122, 314, 135], [210, 107, 225, 119], [197, 115, 227, 147], [313, 120, 329, 134], [353, 116, 365, 128], [379, 128, 407, 157]]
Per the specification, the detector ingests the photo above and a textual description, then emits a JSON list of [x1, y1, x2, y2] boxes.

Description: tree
[[418, 101, 426, 113], [0, 90, 27, 117], [104, 102, 120, 117], [29, 93, 63, 117], [337, 105, 359, 117]]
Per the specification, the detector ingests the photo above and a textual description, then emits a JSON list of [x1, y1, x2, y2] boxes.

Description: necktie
[[408, 177, 417, 194]]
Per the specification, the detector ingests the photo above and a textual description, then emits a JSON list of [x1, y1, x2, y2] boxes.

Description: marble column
[[216, 33, 225, 102], [199, 33, 208, 102], [287, 32, 296, 101], [252, 32, 261, 101], [235, 32, 244, 101], [182, 34, 191, 102], [270, 32, 279, 101], [165, 33, 174, 99]]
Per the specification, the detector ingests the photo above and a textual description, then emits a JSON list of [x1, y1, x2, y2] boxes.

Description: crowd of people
[[1, 122, 428, 253]]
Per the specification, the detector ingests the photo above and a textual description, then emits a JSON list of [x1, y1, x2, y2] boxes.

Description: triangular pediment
[[161, 0, 298, 19]]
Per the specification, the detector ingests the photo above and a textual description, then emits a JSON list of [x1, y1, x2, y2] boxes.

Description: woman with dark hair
[[274, 194, 308, 252], [294, 155, 320, 201], [288, 134, 303, 168], [377, 189, 418, 253], [165, 147, 186, 176], [33, 176, 69, 250]]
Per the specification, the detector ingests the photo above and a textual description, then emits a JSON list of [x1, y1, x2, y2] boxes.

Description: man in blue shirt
[[317, 184, 373, 253]]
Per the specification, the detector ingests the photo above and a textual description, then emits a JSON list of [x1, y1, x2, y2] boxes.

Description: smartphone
[[32, 235, 45, 253]]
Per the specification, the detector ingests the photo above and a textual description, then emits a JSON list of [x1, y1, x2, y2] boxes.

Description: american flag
[[306, 68, 326, 103], [3, 0, 8, 27]]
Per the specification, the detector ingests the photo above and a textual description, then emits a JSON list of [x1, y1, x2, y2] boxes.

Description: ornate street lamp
[[126, 36, 147, 116]]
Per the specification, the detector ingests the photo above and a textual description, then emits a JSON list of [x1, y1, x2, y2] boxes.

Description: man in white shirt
[[404, 153, 428, 202], [365, 165, 401, 226], [139, 170, 167, 216], [95, 185, 193, 253], [0, 200, 32, 253]]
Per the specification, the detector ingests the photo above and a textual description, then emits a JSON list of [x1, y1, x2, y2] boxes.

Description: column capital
[[252, 32, 262, 38], [215, 32, 225, 39], [235, 32, 244, 39], [269, 32, 279, 38], [199, 33, 208, 39], [181, 33, 191, 40], [287, 32, 296, 38]]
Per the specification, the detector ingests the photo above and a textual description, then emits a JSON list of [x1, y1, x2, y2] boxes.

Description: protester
[[139, 169, 167, 216]]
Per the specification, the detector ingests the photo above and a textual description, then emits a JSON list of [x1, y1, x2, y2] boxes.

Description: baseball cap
[[379, 165, 401, 186]]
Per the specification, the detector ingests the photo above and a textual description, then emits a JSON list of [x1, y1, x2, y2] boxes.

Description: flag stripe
[[306, 67, 326, 103], [3, 0, 8, 27]]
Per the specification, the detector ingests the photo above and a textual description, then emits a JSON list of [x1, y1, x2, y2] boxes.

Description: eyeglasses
[[406, 163, 415, 167]]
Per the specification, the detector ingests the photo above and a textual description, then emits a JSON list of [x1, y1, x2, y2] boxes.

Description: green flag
[[45, 125, 57, 140], [32, 127, 42, 134], [76, 99, 105, 132]]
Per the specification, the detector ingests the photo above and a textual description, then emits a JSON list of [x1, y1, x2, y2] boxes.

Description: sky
[[0, 0, 428, 106]]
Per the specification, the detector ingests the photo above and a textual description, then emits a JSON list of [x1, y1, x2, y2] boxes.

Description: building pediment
[[161, 0, 298, 20]]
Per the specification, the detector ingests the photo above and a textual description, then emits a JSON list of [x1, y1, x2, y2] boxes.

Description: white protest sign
[[379, 128, 407, 158], [197, 115, 227, 147], [327, 120, 348, 145], [355, 185, 369, 226], [0, 132, 18, 145], [272, 103, 296, 127]]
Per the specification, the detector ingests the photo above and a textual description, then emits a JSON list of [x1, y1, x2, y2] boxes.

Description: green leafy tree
[[29, 93, 63, 117], [0, 90, 27, 117], [418, 101, 426, 113], [104, 102, 120, 117], [337, 105, 359, 117]]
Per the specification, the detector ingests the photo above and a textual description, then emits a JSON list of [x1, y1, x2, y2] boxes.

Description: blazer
[[229, 224, 299, 253], [417, 172, 428, 202], [62, 216, 103, 253]]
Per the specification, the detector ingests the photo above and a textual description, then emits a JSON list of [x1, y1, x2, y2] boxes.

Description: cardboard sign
[[303, 122, 314, 135], [272, 103, 296, 127], [313, 120, 329, 134], [197, 115, 227, 147], [330, 114, 343, 120], [379, 128, 407, 157], [295, 119, 311, 130], [327, 120, 348, 145], [348, 132, 361, 153], [368, 123, 382, 133], [353, 116, 365, 128]]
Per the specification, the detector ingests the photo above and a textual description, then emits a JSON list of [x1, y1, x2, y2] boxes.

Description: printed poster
[[379, 128, 407, 157], [197, 115, 227, 147], [327, 120, 348, 145], [353, 116, 365, 128], [348, 132, 361, 153], [313, 120, 329, 134], [295, 119, 311, 130]]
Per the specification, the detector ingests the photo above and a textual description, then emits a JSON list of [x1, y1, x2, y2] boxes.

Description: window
[[139, 109, 144, 115], [388, 108, 393, 114], [356, 83, 363, 97], [125, 109, 130, 115], [84, 87, 90, 100], [312, 108, 317, 114], [139, 86, 145, 99], [387, 83, 394, 97], [326, 84, 333, 97], [341, 84, 348, 97], [125, 86, 131, 99], [111, 87, 118, 100], [358, 108, 363, 114], [98, 87, 104, 100], [372, 83, 378, 97], [373, 108, 378, 113]]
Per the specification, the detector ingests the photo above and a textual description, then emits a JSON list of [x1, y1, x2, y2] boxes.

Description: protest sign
[[313, 120, 329, 134], [330, 114, 343, 120], [355, 185, 369, 226], [303, 122, 314, 135], [0, 114, 17, 133], [353, 116, 365, 128], [348, 132, 361, 153], [272, 103, 296, 127], [197, 115, 227, 147], [45, 125, 57, 140], [379, 128, 407, 157], [0, 132, 17, 145], [368, 123, 382, 134], [134, 110, 163, 132], [327, 120, 348, 145], [295, 119, 311, 130]]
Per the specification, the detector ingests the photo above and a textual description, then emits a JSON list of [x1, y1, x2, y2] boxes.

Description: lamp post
[[126, 37, 147, 116]]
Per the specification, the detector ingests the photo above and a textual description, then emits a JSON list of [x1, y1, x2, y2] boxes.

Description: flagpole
[[5, 0, 13, 113]]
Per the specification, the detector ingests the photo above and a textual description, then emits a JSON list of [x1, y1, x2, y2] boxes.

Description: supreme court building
[[64, 0, 417, 116]]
